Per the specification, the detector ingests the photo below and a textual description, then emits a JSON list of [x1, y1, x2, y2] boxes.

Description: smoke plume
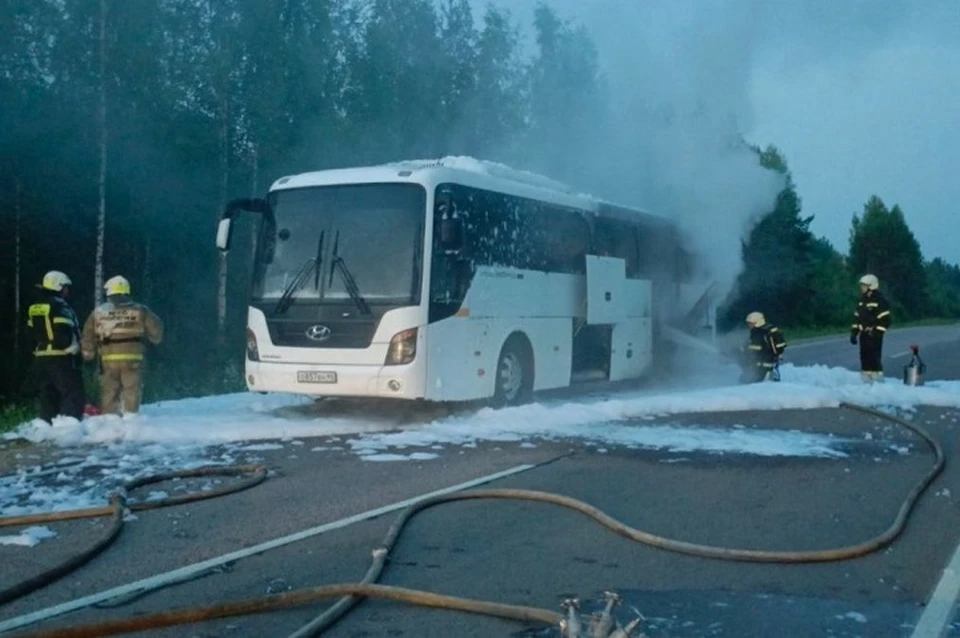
[[490, 0, 786, 297]]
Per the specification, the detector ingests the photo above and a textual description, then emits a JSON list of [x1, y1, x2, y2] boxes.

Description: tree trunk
[[216, 94, 230, 343], [250, 145, 259, 196], [143, 235, 152, 300], [14, 177, 22, 364], [94, 0, 108, 307], [250, 145, 259, 258]]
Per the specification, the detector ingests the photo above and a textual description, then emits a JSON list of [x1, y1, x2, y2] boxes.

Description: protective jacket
[[81, 297, 164, 363], [28, 292, 81, 357], [747, 323, 787, 369], [851, 290, 891, 339]]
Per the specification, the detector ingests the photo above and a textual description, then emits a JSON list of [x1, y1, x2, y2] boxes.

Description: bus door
[[590, 217, 652, 381], [585, 255, 626, 325]]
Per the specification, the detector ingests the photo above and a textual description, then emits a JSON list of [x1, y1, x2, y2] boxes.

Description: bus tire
[[492, 334, 534, 407]]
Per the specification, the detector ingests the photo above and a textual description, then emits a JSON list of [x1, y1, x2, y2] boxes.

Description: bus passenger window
[[534, 208, 589, 274], [438, 216, 464, 251], [430, 184, 478, 321], [594, 218, 639, 277]]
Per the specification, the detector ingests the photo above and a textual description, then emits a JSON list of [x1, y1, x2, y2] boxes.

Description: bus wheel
[[493, 336, 533, 407]]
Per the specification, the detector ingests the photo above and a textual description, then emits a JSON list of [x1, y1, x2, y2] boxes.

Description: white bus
[[216, 157, 702, 406]]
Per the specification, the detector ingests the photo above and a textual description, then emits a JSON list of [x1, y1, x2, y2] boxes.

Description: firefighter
[[81, 275, 164, 416], [26, 270, 86, 423], [740, 311, 787, 383], [850, 273, 891, 383]]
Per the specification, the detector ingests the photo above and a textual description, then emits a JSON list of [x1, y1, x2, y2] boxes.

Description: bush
[[0, 401, 35, 434], [142, 351, 246, 403]]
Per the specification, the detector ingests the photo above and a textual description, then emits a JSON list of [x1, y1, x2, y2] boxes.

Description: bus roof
[[270, 156, 674, 227]]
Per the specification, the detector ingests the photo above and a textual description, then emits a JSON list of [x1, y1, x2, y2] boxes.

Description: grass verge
[[0, 402, 34, 435]]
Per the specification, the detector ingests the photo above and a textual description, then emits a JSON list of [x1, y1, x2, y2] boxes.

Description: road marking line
[[0, 463, 539, 633], [910, 539, 960, 637]]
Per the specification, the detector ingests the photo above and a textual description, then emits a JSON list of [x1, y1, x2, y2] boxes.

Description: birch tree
[[13, 178, 22, 363], [93, 0, 108, 306]]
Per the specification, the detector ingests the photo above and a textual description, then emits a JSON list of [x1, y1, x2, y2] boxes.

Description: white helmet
[[40, 270, 72, 292], [745, 311, 766, 327], [104, 275, 131, 296], [859, 274, 879, 290]]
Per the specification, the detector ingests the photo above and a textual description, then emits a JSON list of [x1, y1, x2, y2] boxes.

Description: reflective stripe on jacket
[[27, 297, 81, 357], [81, 299, 163, 362], [747, 324, 787, 367], [852, 290, 892, 335]]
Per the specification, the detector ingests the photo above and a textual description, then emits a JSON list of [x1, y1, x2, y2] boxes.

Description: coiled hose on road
[[0, 465, 267, 606], [0, 402, 947, 637]]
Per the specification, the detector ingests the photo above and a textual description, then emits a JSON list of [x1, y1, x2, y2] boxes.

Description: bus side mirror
[[261, 217, 277, 264], [218, 197, 273, 254], [216, 217, 233, 251], [438, 217, 464, 251]]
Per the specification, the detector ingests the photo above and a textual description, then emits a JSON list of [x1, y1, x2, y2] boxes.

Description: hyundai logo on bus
[[305, 324, 332, 342]]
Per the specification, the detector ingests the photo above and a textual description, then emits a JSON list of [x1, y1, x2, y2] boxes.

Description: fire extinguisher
[[903, 344, 926, 386]]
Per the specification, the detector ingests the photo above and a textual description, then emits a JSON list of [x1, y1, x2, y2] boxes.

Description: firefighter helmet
[[104, 275, 131, 296], [745, 311, 766, 327], [859, 274, 879, 290], [40, 270, 72, 292]]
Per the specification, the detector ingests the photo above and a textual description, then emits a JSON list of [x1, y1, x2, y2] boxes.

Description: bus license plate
[[297, 371, 337, 384]]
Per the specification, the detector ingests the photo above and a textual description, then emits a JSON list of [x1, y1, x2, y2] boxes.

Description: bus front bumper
[[244, 360, 425, 400]]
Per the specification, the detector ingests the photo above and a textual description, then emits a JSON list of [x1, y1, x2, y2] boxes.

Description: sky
[[4, 358, 960, 546], [475, 0, 960, 263]]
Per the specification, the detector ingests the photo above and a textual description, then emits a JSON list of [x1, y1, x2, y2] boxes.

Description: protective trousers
[[35, 357, 85, 423], [100, 360, 144, 415], [859, 331, 884, 373], [740, 364, 775, 384], [740, 367, 768, 383]]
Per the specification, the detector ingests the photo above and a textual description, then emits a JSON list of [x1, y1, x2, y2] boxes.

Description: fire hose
[[0, 401, 946, 637], [0, 465, 267, 606]]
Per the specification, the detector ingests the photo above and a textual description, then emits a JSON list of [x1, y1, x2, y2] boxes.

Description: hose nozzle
[[610, 614, 647, 637], [560, 598, 582, 637], [589, 591, 622, 637]]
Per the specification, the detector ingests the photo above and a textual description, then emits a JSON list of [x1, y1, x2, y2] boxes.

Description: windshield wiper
[[274, 259, 316, 314], [314, 230, 325, 291], [327, 230, 371, 316], [274, 232, 324, 314]]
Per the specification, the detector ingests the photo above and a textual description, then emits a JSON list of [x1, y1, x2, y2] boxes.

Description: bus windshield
[[253, 183, 426, 307]]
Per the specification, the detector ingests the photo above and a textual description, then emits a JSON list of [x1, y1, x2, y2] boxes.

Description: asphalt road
[[787, 323, 959, 376], [2, 324, 959, 637]]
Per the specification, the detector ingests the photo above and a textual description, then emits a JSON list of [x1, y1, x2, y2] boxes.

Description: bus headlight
[[385, 328, 417, 366], [246, 328, 260, 362]]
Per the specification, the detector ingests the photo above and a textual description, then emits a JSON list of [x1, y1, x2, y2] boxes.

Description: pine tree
[[925, 258, 960, 317], [472, 6, 526, 160], [849, 196, 927, 318], [524, 2, 605, 181], [723, 146, 817, 328], [346, 0, 444, 161]]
